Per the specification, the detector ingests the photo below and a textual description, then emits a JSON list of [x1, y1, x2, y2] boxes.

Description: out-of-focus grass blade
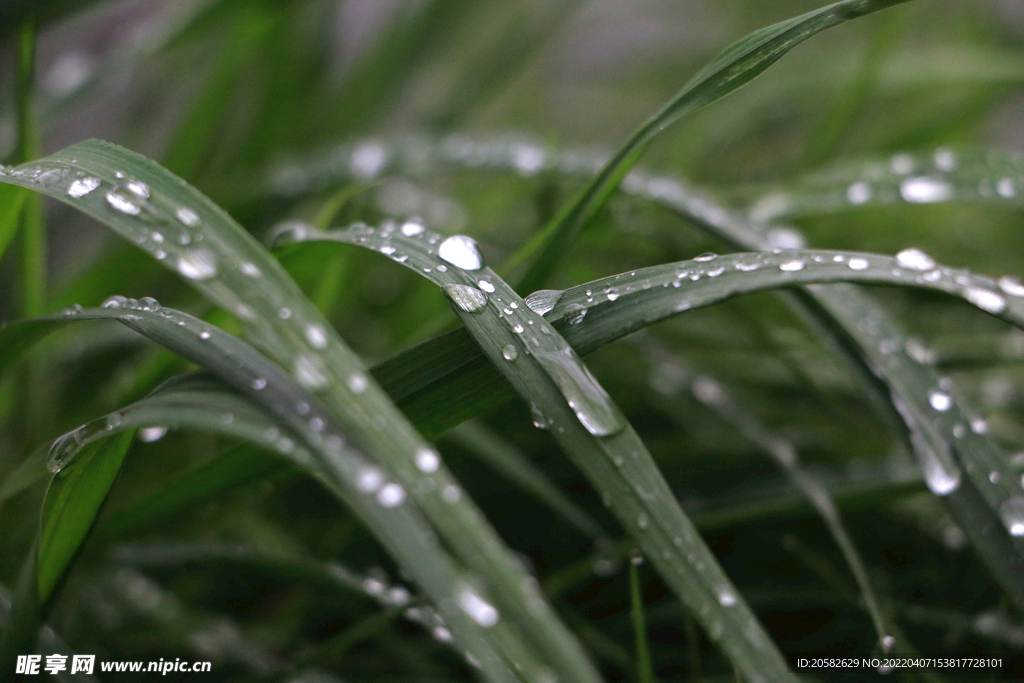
[[748, 148, 1024, 222], [283, 221, 798, 683], [0, 543, 41, 674], [0, 183, 27, 266], [37, 430, 134, 601], [510, 0, 913, 291], [444, 421, 607, 541]]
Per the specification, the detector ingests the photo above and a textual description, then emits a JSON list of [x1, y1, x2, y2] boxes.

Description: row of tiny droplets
[[749, 148, 1021, 222]]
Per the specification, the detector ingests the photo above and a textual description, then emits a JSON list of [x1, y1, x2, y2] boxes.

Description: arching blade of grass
[[0, 141, 605, 683], [444, 421, 608, 541], [748, 147, 1024, 221], [0, 184, 27, 265], [280, 221, 799, 683], [0, 306, 538, 683], [509, 0, 913, 291]]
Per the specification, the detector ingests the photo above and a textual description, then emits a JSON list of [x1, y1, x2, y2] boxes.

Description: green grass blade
[[37, 430, 134, 601], [748, 147, 1024, 221], [509, 0, 913, 291], [286, 221, 798, 683], [0, 184, 27, 266], [629, 555, 655, 683], [0, 140, 603, 683]]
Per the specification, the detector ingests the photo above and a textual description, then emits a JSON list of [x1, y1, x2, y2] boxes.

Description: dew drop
[[251, 377, 267, 390], [502, 344, 518, 361], [240, 262, 261, 278], [175, 206, 200, 227], [847, 181, 871, 205], [102, 294, 127, 308], [278, 307, 292, 319], [356, 467, 384, 493], [964, 287, 1006, 314], [895, 248, 936, 271], [347, 373, 369, 394], [68, 176, 101, 198], [718, 591, 737, 607], [997, 178, 1015, 198], [175, 248, 218, 281], [900, 177, 953, 203], [139, 426, 168, 443], [442, 283, 488, 313], [848, 257, 869, 271], [999, 497, 1024, 536], [525, 289, 562, 315], [199, 330, 211, 340], [998, 276, 1024, 298], [105, 190, 141, 215], [400, 220, 424, 237], [636, 513, 649, 530], [438, 235, 484, 270], [457, 587, 499, 627], [415, 447, 440, 473], [929, 390, 952, 412], [305, 324, 328, 349], [126, 179, 150, 198], [294, 354, 329, 389], [378, 483, 405, 509], [477, 279, 495, 293], [694, 252, 717, 262], [530, 404, 549, 430], [442, 484, 461, 502], [779, 259, 805, 272], [564, 303, 587, 325], [605, 287, 620, 301]]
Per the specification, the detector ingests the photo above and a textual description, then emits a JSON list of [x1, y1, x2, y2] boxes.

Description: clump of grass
[[2, 1, 1024, 681]]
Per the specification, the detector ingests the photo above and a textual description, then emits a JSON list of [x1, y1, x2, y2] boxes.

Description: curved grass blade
[[509, 0, 913, 290], [38, 430, 134, 601], [281, 221, 799, 683], [0, 141, 604, 683], [748, 147, 1024, 222], [2, 307, 524, 683]]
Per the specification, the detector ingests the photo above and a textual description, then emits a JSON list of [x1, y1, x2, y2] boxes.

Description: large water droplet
[[68, 176, 101, 198], [964, 286, 1006, 314], [1000, 497, 1024, 536], [442, 283, 488, 313], [357, 467, 384, 493], [900, 177, 953, 203], [848, 257, 869, 271], [525, 289, 562, 315], [347, 373, 369, 394], [139, 426, 168, 443], [106, 190, 141, 215], [457, 587, 499, 627], [102, 294, 127, 309], [47, 428, 84, 473], [694, 252, 717, 262], [895, 248, 936, 271], [175, 248, 218, 281], [533, 346, 625, 436], [502, 344, 518, 361], [779, 259, 805, 272], [438, 235, 484, 270]]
